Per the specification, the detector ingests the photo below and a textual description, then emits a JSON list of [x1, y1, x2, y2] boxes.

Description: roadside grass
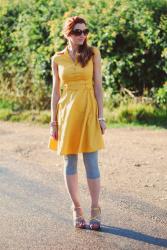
[[0, 99, 166, 130], [104, 102, 167, 129]]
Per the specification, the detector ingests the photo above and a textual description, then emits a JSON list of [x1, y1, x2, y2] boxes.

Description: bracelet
[[50, 121, 58, 126], [50, 124, 58, 127], [98, 117, 106, 122]]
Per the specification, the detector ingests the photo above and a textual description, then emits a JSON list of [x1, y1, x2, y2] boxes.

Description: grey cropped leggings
[[63, 151, 100, 179]]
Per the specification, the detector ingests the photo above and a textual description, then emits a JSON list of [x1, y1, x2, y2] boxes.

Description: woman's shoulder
[[91, 46, 101, 56], [51, 48, 66, 63]]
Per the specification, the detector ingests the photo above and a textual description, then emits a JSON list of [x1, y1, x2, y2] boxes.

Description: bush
[[0, 0, 167, 109], [104, 87, 131, 109], [105, 102, 167, 127], [152, 84, 167, 108]]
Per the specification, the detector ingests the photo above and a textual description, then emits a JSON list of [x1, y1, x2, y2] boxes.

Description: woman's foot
[[71, 205, 87, 229], [89, 206, 101, 230]]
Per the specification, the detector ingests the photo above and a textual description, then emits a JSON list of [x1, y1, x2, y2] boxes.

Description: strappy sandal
[[71, 205, 87, 229], [89, 206, 101, 230]]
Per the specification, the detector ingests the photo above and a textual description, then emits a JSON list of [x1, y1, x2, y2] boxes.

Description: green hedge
[[0, 0, 167, 110]]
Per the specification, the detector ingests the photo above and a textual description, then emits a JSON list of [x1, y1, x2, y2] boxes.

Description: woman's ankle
[[72, 206, 83, 217], [71, 201, 81, 208], [91, 203, 100, 208]]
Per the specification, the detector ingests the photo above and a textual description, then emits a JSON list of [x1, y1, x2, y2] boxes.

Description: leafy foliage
[[0, 0, 167, 109], [153, 84, 167, 108]]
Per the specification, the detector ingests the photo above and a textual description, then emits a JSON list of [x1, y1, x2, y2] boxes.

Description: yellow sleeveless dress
[[49, 46, 105, 155]]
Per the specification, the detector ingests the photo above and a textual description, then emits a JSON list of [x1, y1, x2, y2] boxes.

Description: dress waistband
[[63, 82, 94, 90]]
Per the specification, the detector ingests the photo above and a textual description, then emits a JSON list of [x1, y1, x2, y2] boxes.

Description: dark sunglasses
[[71, 28, 89, 36]]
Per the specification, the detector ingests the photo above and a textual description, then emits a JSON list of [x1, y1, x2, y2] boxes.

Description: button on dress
[[50, 46, 105, 155]]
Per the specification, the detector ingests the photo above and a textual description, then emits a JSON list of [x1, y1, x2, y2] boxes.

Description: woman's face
[[68, 23, 88, 46]]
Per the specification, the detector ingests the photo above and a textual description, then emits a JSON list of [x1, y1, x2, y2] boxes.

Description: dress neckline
[[65, 46, 77, 65]]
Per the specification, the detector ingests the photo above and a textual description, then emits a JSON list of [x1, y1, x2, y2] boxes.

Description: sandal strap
[[90, 215, 101, 220], [75, 215, 84, 219], [90, 218, 101, 222], [72, 206, 85, 219], [70, 205, 86, 228], [91, 207, 101, 214], [90, 206, 101, 221], [74, 215, 86, 226]]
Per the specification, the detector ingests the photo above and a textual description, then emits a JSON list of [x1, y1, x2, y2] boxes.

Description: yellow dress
[[49, 46, 105, 155]]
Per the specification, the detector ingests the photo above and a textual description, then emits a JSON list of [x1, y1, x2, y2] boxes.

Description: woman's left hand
[[99, 120, 107, 134]]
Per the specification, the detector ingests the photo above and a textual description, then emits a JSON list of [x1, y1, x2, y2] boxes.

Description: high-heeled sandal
[[71, 205, 87, 229], [89, 206, 101, 230]]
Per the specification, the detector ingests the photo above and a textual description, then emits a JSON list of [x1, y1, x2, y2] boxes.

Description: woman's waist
[[61, 81, 94, 90]]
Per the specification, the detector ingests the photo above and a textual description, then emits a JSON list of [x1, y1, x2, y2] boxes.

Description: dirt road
[[0, 120, 167, 249]]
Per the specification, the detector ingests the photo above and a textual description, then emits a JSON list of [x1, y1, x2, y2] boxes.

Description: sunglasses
[[71, 28, 89, 36]]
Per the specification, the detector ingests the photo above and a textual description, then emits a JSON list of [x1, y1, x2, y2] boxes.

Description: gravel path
[[0, 121, 167, 250]]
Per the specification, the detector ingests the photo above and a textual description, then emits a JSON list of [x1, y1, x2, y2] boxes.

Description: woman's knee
[[83, 151, 100, 179], [64, 154, 78, 175]]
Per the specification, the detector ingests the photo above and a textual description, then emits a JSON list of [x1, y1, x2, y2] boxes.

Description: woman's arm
[[50, 56, 61, 122], [92, 47, 104, 119], [92, 47, 106, 134]]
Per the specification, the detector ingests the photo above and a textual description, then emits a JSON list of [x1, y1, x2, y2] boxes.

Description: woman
[[49, 16, 106, 230]]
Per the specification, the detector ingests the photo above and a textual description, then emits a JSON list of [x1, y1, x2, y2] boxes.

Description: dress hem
[[56, 146, 105, 156]]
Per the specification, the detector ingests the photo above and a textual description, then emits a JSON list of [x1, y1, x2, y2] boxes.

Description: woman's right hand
[[50, 125, 58, 140]]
